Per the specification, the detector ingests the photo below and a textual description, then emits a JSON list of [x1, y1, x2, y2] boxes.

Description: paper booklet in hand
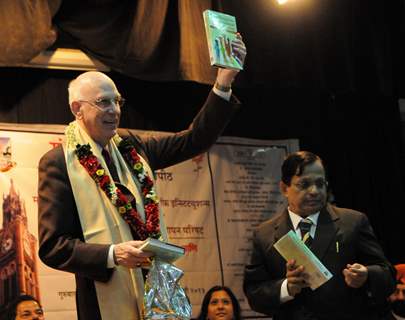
[[203, 9, 243, 70], [139, 238, 185, 263], [274, 230, 333, 290]]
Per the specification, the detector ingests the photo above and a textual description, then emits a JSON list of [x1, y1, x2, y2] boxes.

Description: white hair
[[68, 78, 82, 106], [67, 71, 118, 107]]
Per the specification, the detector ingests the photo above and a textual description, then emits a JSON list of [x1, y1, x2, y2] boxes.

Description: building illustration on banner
[[0, 179, 40, 313]]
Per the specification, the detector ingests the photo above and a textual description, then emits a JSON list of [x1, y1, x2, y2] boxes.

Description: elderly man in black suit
[[38, 37, 246, 320], [243, 151, 396, 320]]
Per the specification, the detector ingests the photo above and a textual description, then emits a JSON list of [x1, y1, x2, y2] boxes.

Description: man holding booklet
[[243, 151, 396, 320], [38, 39, 246, 320]]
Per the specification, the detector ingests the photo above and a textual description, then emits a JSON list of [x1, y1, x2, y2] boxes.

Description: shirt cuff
[[280, 279, 294, 303], [107, 244, 116, 268], [212, 87, 232, 101]]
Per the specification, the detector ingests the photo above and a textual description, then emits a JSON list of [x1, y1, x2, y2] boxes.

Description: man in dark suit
[[243, 151, 396, 320], [38, 36, 246, 320]]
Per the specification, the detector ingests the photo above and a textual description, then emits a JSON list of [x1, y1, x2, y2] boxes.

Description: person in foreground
[[4, 295, 44, 320], [243, 151, 396, 320], [196, 285, 241, 320], [37, 38, 246, 320]]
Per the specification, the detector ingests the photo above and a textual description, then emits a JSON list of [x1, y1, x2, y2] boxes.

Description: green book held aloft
[[203, 9, 243, 70]]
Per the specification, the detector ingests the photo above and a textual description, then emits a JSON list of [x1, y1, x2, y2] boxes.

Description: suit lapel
[[273, 209, 294, 243], [310, 204, 339, 260]]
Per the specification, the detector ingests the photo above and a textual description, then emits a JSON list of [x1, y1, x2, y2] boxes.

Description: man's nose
[[307, 184, 321, 193], [106, 104, 120, 113]]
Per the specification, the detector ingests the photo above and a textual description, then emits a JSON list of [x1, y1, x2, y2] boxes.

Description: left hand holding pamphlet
[[274, 230, 333, 290]]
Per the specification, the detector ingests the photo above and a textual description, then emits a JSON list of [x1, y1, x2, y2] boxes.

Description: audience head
[[6, 295, 44, 320], [388, 264, 405, 317], [280, 151, 328, 217], [197, 285, 241, 320], [68, 71, 124, 147]]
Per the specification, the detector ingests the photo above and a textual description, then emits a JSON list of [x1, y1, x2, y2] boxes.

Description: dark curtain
[[0, 1, 60, 65], [52, 0, 405, 94], [0, 0, 404, 94], [0, 0, 404, 263]]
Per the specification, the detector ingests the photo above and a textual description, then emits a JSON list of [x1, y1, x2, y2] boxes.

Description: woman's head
[[197, 286, 241, 320]]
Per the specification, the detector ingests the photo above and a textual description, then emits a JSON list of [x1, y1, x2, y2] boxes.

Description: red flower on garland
[[75, 142, 161, 240]]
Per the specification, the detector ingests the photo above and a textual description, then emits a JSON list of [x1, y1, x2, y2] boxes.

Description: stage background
[[0, 123, 298, 319]]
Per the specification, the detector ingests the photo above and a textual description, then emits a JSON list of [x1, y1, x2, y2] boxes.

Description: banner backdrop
[[0, 124, 298, 319]]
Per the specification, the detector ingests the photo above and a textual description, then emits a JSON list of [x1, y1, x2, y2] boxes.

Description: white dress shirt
[[279, 209, 320, 303]]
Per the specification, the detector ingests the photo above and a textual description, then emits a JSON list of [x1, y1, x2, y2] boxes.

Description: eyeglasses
[[79, 96, 125, 112], [292, 178, 328, 191]]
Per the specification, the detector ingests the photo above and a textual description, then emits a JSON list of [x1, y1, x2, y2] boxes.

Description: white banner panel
[[0, 127, 76, 319], [160, 136, 298, 318]]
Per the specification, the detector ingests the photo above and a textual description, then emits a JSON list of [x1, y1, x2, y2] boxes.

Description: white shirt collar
[[288, 208, 320, 231], [392, 312, 405, 320]]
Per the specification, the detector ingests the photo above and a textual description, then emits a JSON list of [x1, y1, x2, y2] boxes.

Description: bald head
[[68, 71, 122, 146], [68, 71, 118, 106]]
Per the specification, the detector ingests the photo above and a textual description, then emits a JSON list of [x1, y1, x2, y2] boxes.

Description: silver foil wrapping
[[143, 259, 192, 319]]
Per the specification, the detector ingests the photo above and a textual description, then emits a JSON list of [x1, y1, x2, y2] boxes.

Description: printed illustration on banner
[[0, 180, 41, 313], [0, 137, 16, 172]]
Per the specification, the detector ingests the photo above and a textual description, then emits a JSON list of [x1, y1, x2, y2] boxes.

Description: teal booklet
[[203, 9, 243, 70], [139, 238, 185, 263]]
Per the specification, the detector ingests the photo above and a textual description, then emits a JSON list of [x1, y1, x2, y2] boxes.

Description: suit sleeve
[[38, 148, 113, 282], [243, 229, 285, 316], [356, 213, 396, 304], [125, 90, 241, 170]]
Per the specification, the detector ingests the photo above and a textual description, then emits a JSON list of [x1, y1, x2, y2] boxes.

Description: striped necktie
[[298, 218, 313, 247]]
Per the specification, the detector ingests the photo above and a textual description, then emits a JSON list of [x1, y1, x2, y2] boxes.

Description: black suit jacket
[[38, 91, 240, 320], [243, 204, 396, 320]]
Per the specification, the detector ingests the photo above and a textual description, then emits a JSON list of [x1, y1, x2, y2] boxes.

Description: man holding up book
[[243, 151, 396, 320], [38, 38, 246, 320]]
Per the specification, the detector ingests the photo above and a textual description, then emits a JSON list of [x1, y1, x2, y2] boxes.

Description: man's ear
[[71, 101, 82, 118], [280, 181, 288, 197]]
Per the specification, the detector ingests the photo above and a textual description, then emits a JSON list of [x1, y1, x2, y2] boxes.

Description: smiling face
[[280, 159, 328, 217], [207, 290, 234, 320], [71, 72, 121, 147]]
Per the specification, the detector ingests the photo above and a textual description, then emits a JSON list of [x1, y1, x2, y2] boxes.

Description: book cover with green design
[[203, 10, 243, 70]]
